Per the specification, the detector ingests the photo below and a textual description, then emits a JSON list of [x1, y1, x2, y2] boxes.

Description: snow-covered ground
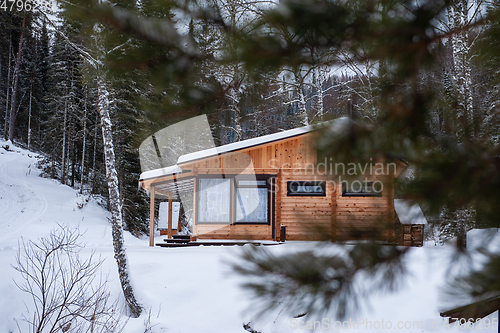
[[0, 139, 498, 333]]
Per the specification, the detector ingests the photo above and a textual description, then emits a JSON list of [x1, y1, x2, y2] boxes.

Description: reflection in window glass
[[198, 178, 231, 222], [236, 187, 268, 223], [287, 181, 326, 196], [238, 180, 267, 186]]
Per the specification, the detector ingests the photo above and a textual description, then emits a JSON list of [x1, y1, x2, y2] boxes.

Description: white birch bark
[[97, 76, 142, 318], [227, 82, 243, 141], [27, 86, 32, 149], [3, 39, 11, 140], [450, 0, 473, 132], [61, 101, 67, 184], [298, 88, 309, 126], [80, 88, 88, 194], [314, 67, 325, 122]]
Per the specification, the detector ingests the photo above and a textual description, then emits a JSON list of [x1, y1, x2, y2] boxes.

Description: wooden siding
[[275, 172, 334, 241], [179, 133, 317, 171], [334, 173, 396, 242], [191, 133, 319, 240], [196, 224, 271, 240], [181, 132, 402, 243]]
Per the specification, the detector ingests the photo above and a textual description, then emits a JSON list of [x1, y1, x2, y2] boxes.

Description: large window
[[197, 176, 270, 224], [235, 178, 268, 223], [197, 178, 231, 223]]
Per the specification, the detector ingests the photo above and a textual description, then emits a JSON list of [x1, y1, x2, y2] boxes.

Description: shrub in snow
[[13, 225, 125, 333]]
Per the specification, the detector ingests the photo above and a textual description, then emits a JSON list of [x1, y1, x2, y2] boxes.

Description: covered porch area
[[140, 166, 196, 247]]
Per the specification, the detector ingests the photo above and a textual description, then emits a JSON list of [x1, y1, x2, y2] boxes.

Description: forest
[[2, 0, 500, 325], [0, 1, 380, 236], [1, 0, 497, 239]]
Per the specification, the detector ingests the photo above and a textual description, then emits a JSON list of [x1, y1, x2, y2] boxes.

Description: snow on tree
[[97, 74, 142, 317]]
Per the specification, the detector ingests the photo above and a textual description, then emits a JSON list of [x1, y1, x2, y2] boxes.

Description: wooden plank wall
[[195, 224, 271, 240], [184, 133, 318, 240], [335, 176, 395, 242], [276, 171, 333, 241]]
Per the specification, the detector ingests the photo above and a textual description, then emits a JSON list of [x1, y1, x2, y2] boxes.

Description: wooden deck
[[156, 237, 281, 248]]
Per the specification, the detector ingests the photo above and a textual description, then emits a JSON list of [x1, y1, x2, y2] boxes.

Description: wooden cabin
[[139, 119, 424, 246]]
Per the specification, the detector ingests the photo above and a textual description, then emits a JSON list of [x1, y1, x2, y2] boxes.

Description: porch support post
[[168, 192, 173, 239], [192, 178, 197, 238], [276, 169, 282, 241], [149, 186, 155, 247], [330, 181, 337, 241], [230, 178, 235, 236]]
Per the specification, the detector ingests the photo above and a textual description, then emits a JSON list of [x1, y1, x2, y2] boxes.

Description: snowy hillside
[[0, 139, 498, 333]]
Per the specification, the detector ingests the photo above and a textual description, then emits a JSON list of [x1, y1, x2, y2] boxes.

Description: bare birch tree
[[8, 12, 26, 143], [97, 73, 142, 317], [41, 10, 142, 317]]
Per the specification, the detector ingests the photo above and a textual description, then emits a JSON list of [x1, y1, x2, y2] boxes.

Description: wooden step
[[172, 234, 191, 240], [163, 238, 190, 243], [156, 241, 281, 248]]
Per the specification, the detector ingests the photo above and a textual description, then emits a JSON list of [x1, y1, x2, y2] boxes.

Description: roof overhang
[[177, 124, 316, 166], [139, 165, 184, 182]]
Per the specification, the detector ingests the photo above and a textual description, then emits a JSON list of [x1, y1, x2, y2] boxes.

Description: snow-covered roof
[[140, 165, 183, 181], [177, 124, 317, 165], [394, 199, 427, 225], [140, 118, 349, 181]]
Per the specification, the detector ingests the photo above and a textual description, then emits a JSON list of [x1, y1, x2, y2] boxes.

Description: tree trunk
[[97, 76, 142, 318], [314, 66, 326, 122], [450, 0, 473, 136], [61, 101, 68, 184], [4, 37, 11, 141], [80, 87, 88, 194], [27, 86, 32, 149], [298, 89, 309, 126], [92, 120, 97, 185], [71, 140, 76, 188], [8, 14, 26, 143]]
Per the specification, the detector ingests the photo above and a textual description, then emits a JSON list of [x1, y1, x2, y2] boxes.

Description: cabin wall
[[182, 132, 398, 242], [186, 133, 319, 240], [275, 171, 334, 241], [335, 189, 394, 242], [195, 224, 271, 240], [274, 172, 396, 242]]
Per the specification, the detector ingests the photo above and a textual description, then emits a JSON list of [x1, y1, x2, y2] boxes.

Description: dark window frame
[[233, 175, 271, 225], [341, 181, 382, 197], [286, 181, 326, 197], [195, 174, 272, 225], [195, 175, 233, 224]]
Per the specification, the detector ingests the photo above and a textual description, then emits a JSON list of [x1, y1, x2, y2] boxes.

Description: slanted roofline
[[177, 124, 316, 166], [139, 118, 348, 181], [139, 165, 183, 182]]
